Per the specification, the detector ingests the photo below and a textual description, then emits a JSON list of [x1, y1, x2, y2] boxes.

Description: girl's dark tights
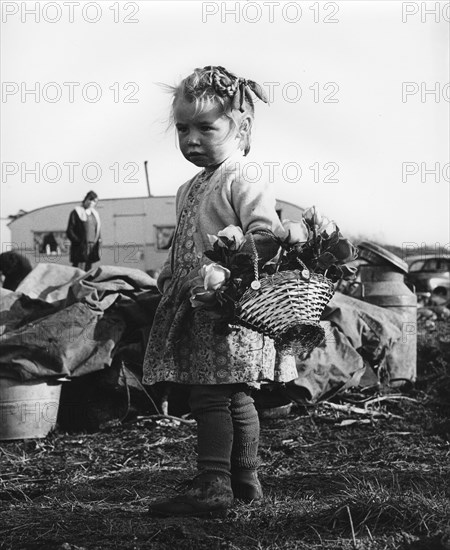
[[189, 384, 260, 476]]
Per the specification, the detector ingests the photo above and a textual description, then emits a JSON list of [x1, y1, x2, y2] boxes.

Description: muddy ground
[[0, 311, 449, 550]]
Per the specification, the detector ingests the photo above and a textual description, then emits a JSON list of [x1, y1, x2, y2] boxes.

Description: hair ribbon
[[232, 78, 269, 112]]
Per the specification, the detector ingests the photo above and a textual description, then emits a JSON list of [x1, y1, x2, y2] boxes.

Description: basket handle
[[249, 232, 261, 284], [295, 257, 308, 271], [248, 230, 309, 280], [248, 229, 282, 284]]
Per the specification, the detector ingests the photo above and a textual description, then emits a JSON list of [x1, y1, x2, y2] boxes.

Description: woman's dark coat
[[66, 208, 101, 264]]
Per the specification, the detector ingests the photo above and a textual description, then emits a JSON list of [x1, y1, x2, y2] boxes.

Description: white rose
[[217, 225, 245, 250], [303, 206, 323, 227], [207, 234, 219, 246], [200, 263, 231, 291], [282, 219, 309, 244], [319, 220, 337, 238]]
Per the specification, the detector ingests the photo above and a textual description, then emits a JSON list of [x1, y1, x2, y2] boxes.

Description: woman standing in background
[[66, 191, 101, 271]]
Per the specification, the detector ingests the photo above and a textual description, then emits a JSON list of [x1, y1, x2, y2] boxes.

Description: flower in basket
[[207, 225, 245, 250], [191, 212, 358, 356], [190, 224, 262, 312], [282, 219, 309, 245], [280, 206, 358, 282]]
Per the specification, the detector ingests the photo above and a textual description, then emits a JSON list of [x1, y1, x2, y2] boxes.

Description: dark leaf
[[332, 238, 358, 263], [323, 228, 341, 249], [316, 251, 338, 271], [324, 264, 343, 282]]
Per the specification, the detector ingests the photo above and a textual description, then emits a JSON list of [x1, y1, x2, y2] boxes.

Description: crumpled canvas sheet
[[14, 263, 86, 304], [291, 292, 405, 401], [0, 264, 158, 382]]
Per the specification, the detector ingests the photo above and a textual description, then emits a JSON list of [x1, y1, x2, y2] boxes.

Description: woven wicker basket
[[235, 269, 335, 355]]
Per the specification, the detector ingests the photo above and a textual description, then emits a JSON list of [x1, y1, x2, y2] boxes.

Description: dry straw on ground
[[0, 313, 449, 550]]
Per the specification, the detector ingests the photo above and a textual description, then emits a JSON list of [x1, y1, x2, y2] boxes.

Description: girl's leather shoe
[[231, 469, 263, 502], [148, 471, 233, 518]]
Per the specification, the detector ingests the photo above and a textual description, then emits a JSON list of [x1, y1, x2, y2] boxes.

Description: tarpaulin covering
[[291, 293, 404, 400], [0, 264, 158, 381]]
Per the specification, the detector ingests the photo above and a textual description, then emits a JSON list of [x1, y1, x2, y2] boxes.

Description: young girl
[[144, 65, 298, 517]]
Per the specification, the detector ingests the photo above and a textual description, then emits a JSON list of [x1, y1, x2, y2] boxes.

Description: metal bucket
[[358, 242, 417, 384], [0, 377, 62, 440]]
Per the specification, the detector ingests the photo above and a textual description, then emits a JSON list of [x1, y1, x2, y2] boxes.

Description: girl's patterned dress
[[142, 159, 298, 386]]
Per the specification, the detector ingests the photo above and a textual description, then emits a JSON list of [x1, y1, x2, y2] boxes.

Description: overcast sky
[[1, 0, 449, 250]]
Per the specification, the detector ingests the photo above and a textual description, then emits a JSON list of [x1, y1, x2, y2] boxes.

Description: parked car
[[406, 256, 450, 304]]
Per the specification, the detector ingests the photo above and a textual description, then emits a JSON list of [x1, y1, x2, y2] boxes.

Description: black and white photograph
[[0, 1, 449, 548]]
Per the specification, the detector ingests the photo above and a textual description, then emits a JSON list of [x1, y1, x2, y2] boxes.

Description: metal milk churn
[[357, 241, 417, 385]]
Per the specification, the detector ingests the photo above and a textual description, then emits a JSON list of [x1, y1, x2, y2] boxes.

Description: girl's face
[[173, 98, 243, 167]]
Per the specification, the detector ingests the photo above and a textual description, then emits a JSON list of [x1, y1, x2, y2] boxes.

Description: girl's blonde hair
[[170, 65, 268, 156]]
